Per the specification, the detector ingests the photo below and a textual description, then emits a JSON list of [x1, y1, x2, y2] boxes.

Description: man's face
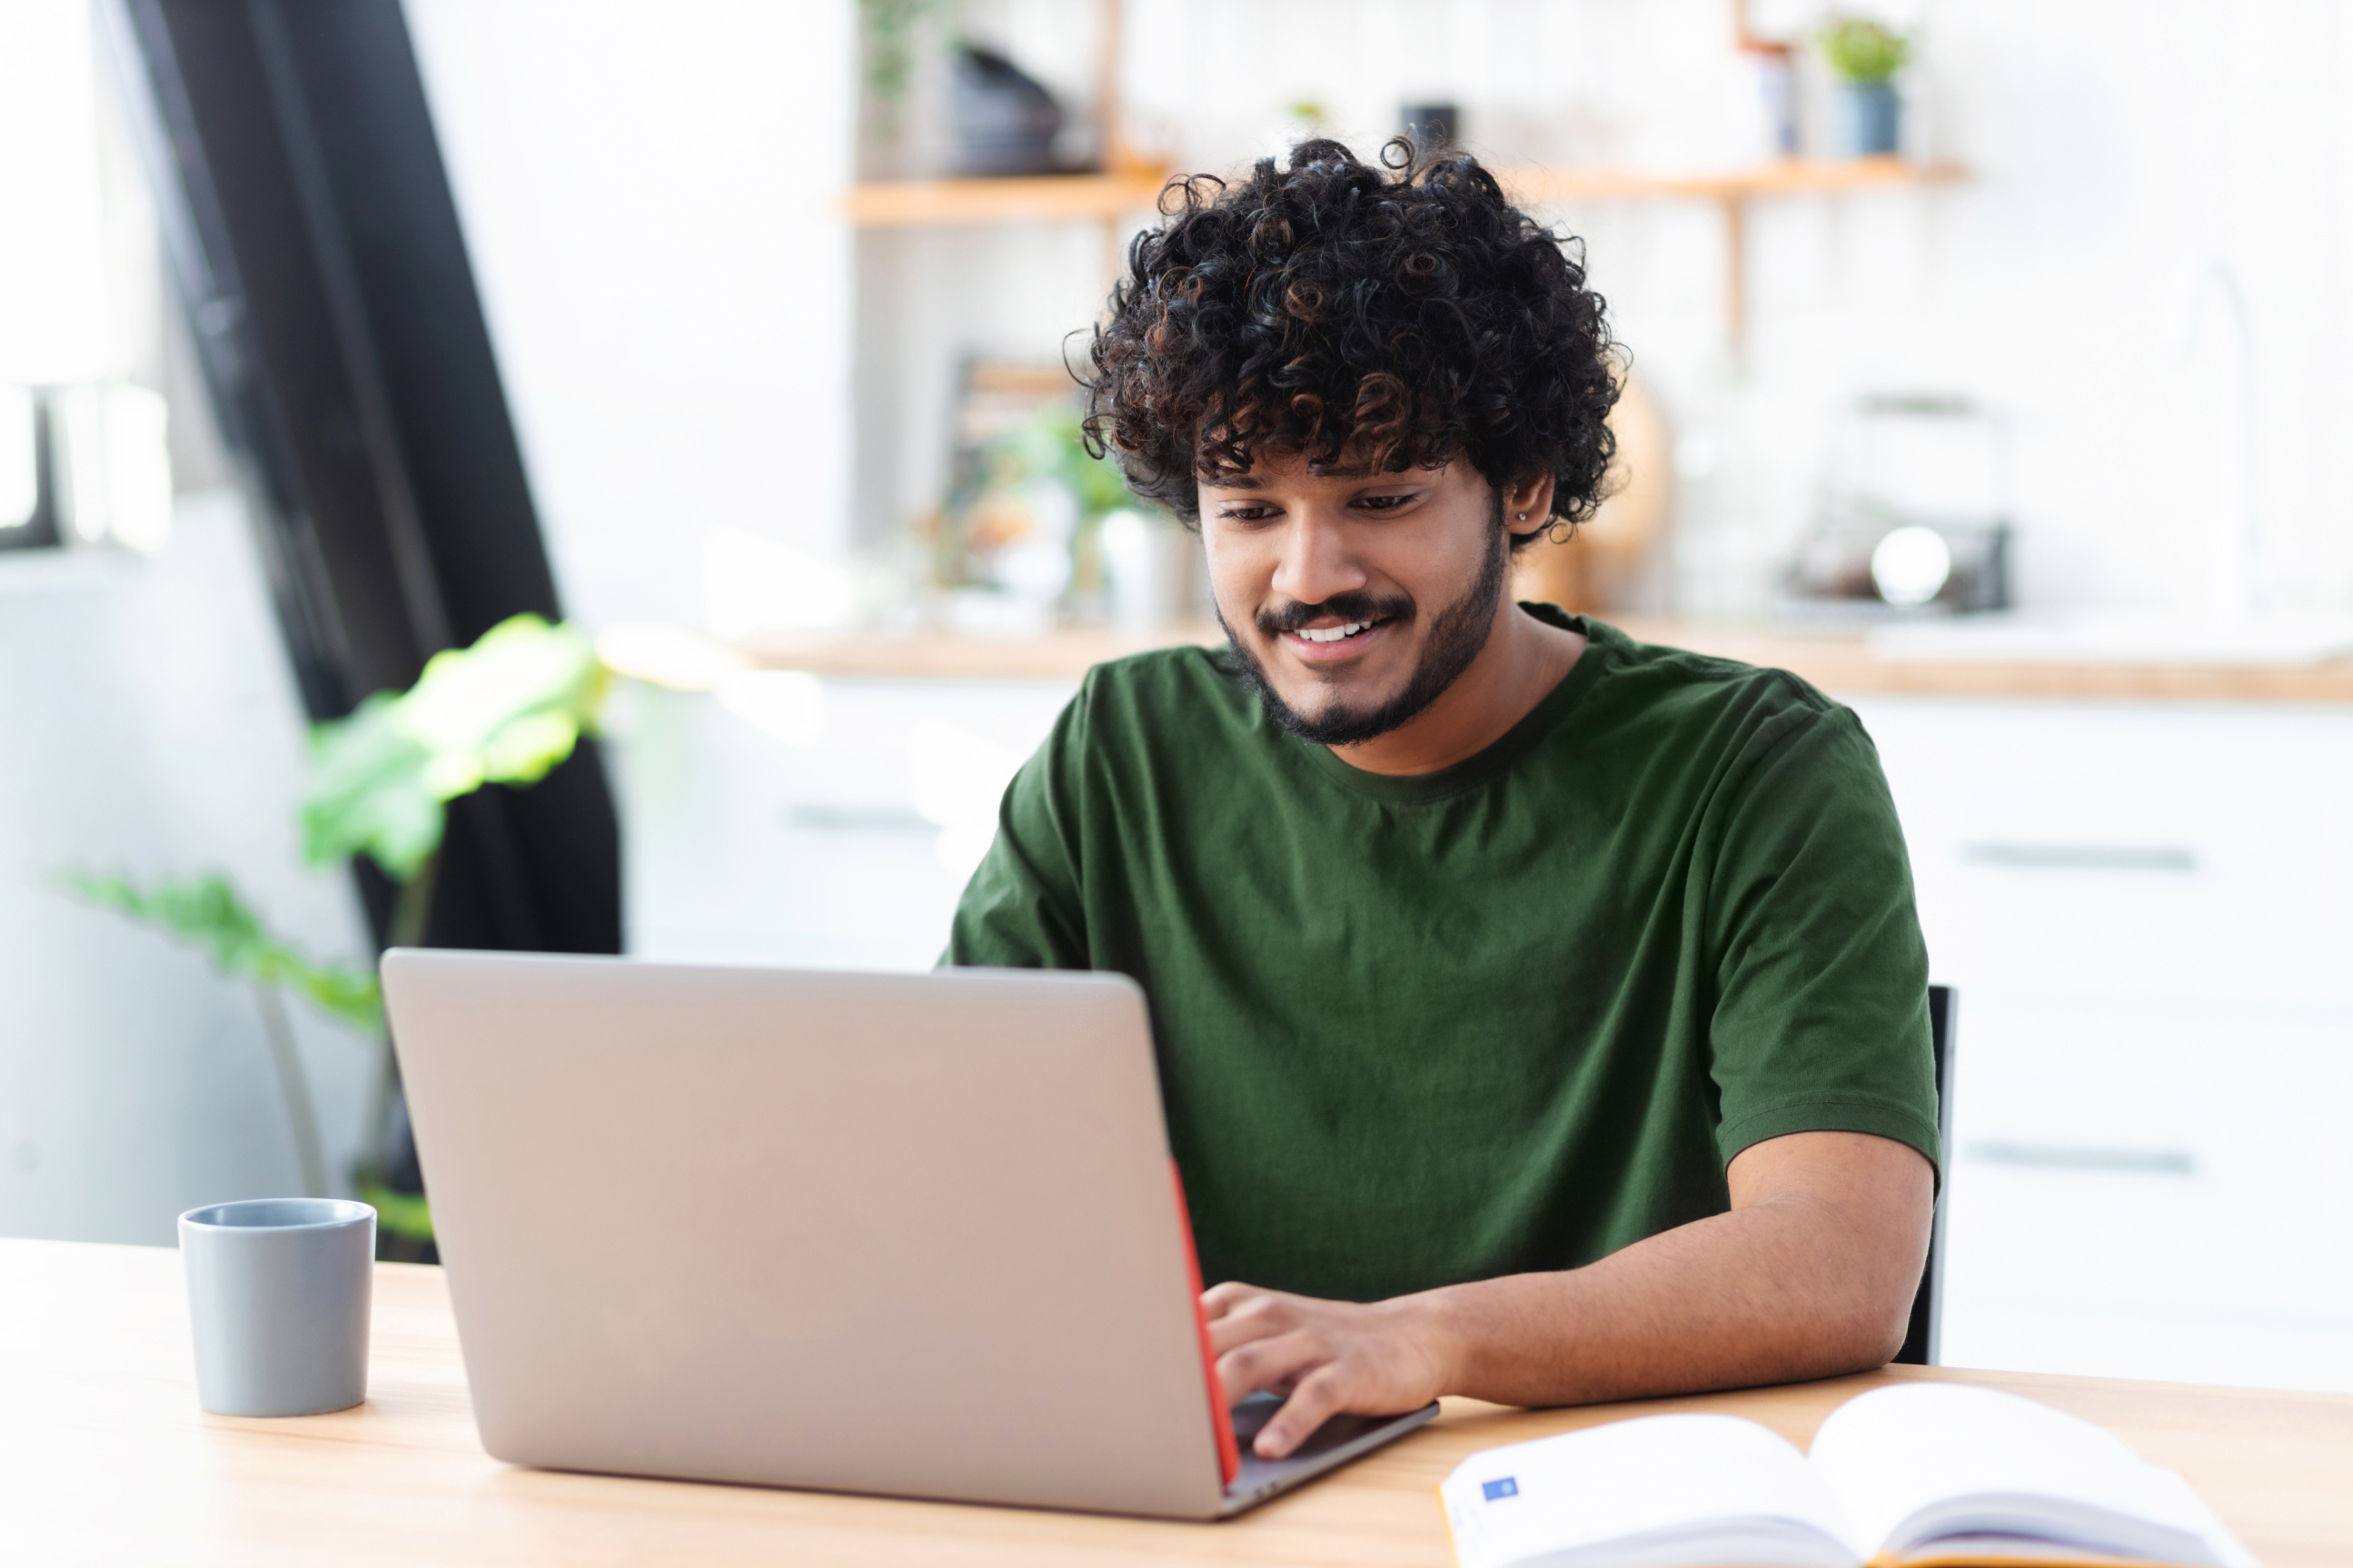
[[1199, 452, 1512, 747]]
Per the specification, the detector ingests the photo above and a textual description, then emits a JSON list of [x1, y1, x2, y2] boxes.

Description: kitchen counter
[[664, 618, 2353, 703]]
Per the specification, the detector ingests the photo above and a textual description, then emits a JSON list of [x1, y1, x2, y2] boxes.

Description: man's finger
[[1256, 1365, 1350, 1460], [1199, 1281, 1262, 1317], [1216, 1329, 1325, 1404], [1206, 1293, 1295, 1355]]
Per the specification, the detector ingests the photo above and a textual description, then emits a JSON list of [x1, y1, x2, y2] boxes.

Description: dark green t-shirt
[[947, 608, 1939, 1302]]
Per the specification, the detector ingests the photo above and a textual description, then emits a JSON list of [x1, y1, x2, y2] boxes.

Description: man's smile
[[1280, 616, 1396, 664]]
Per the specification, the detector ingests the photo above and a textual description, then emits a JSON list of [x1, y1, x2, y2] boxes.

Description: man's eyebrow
[[1199, 467, 1400, 491]]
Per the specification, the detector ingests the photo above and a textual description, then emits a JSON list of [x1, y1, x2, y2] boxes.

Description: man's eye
[[1220, 505, 1278, 522], [1357, 493, 1414, 511]]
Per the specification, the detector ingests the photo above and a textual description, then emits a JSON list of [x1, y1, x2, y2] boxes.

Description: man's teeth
[[1297, 620, 1374, 643]]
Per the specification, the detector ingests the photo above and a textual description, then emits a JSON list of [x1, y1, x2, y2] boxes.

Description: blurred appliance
[[950, 45, 1067, 176], [1783, 394, 2011, 620]]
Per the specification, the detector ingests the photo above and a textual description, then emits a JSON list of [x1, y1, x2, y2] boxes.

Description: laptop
[[380, 950, 1438, 1519]]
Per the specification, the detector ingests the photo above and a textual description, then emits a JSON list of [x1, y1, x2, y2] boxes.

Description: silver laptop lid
[[382, 951, 1233, 1518]]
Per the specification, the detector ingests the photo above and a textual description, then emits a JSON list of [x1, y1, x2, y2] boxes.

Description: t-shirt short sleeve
[[1703, 699, 1941, 1179], [944, 677, 1091, 971]]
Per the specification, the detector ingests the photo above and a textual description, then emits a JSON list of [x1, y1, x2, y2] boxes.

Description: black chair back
[[1893, 985, 1956, 1365]]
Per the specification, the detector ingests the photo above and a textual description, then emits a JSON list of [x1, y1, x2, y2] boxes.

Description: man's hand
[[1204, 1283, 1461, 1459], [1200, 1131, 1934, 1459]]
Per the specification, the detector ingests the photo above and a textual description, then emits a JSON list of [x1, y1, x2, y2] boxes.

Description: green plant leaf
[[303, 692, 443, 880], [58, 869, 383, 1037], [1048, 408, 1136, 521], [1818, 15, 1911, 85], [301, 615, 607, 880], [396, 614, 605, 786], [978, 403, 1138, 523], [276, 962, 387, 1037], [858, 0, 938, 131]]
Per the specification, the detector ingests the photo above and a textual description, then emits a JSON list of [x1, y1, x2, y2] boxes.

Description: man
[[948, 141, 1938, 1462]]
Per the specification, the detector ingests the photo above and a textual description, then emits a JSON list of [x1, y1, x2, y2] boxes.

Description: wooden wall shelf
[[1504, 155, 1966, 205], [841, 156, 1966, 350], [839, 157, 1962, 229], [841, 171, 1173, 227]]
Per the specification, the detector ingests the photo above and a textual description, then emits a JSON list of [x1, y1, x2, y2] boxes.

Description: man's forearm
[[1206, 1131, 1934, 1458], [1417, 1177, 1925, 1407]]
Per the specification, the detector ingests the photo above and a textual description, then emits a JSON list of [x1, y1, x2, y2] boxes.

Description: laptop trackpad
[[1224, 1392, 1438, 1510]]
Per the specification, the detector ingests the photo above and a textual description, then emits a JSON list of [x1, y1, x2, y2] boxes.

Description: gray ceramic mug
[[179, 1198, 376, 1416]]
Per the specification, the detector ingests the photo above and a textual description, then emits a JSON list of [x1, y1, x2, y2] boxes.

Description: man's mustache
[[1256, 590, 1416, 638]]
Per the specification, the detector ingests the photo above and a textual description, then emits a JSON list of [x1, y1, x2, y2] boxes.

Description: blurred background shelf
[[839, 156, 1965, 228], [1504, 154, 1965, 203], [840, 169, 1172, 226]]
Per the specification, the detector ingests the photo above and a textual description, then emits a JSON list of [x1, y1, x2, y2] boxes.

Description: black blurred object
[[114, 0, 621, 946], [1894, 985, 1957, 1366], [375, 1093, 434, 1264], [951, 44, 1068, 176], [114, 0, 622, 1253], [0, 396, 62, 551], [1401, 101, 1459, 152]]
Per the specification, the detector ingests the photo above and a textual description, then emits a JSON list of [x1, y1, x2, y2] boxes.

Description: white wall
[[0, 494, 381, 1245], [0, 0, 118, 383], [402, 0, 858, 633]]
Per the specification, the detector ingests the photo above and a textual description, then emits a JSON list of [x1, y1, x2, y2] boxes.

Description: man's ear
[[1504, 473, 1558, 538]]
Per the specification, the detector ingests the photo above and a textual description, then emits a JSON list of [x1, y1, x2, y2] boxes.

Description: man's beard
[[1219, 520, 1512, 749]]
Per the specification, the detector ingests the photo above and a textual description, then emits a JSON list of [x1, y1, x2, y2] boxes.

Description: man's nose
[[1269, 511, 1367, 608]]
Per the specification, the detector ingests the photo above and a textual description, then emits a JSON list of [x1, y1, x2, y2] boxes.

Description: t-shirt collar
[[1288, 603, 1618, 804]]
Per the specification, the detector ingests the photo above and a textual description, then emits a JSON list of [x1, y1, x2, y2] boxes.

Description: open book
[[1439, 1384, 2257, 1568]]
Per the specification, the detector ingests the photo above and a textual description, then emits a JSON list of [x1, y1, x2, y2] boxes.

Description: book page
[[1806, 1384, 2255, 1568], [1441, 1414, 1859, 1568]]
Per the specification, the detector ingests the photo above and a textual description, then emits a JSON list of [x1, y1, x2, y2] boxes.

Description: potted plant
[[1817, 15, 1911, 157], [64, 613, 607, 1259]]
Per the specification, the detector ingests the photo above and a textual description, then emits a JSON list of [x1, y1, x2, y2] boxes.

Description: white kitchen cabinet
[[607, 678, 1076, 971], [1851, 697, 2353, 1392]]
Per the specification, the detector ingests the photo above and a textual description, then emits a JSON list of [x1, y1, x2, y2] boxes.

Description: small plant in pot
[[1818, 15, 1911, 156]]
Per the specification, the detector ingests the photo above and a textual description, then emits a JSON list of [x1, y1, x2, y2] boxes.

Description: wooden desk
[[9, 1236, 2350, 1565]]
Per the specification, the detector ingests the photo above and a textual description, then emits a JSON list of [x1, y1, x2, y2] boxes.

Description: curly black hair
[[1081, 137, 1621, 548]]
